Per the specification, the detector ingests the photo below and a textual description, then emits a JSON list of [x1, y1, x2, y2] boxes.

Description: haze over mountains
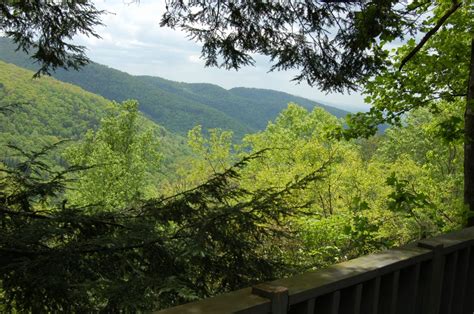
[[0, 37, 349, 139]]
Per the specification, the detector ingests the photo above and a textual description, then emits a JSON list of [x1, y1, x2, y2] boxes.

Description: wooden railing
[[155, 227, 474, 314]]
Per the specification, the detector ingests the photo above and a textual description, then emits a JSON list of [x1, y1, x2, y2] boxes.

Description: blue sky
[[74, 0, 369, 112]]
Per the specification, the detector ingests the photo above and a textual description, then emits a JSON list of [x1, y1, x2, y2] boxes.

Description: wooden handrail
[[155, 227, 474, 314]]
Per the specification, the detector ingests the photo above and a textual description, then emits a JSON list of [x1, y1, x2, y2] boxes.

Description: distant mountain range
[[0, 37, 349, 139], [0, 61, 187, 171]]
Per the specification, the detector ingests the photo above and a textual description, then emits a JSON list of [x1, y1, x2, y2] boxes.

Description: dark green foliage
[[0, 1, 103, 76], [228, 87, 348, 129], [0, 37, 349, 138], [0, 144, 324, 311], [343, 214, 390, 257], [386, 173, 432, 215], [435, 116, 464, 142], [385, 172, 446, 237], [161, 0, 413, 92]]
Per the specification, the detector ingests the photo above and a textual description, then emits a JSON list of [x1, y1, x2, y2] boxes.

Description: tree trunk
[[466, 39, 474, 226]]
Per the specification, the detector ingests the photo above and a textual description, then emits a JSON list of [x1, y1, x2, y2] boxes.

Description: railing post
[[418, 239, 445, 314], [252, 283, 288, 314]]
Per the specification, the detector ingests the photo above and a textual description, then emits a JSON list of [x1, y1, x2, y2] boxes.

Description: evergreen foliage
[[0, 142, 324, 312], [161, 0, 413, 92], [0, 1, 103, 76]]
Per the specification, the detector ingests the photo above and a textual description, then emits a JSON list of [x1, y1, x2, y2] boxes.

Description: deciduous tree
[[161, 0, 474, 224]]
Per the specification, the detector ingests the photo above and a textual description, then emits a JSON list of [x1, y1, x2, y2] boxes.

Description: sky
[[74, 0, 369, 112]]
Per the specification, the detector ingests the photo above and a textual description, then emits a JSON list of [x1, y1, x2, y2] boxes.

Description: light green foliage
[[172, 103, 465, 272], [0, 61, 105, 151], [162, 126, 236, 194], [241, 104, 347, 214], [237, 104, 391, 267], [0, 60, 188, 176], [349, 1, 471, 138], [374, 103, 465, 234], [64, 100, 161, 210], [187, 125, 235, 175]]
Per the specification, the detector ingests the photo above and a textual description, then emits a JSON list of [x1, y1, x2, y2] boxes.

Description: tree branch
[[399, 0, 462, 71]]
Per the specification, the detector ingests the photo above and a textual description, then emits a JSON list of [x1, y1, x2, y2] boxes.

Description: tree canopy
[[161, 0, 416, 92], [160, 0, 474, 224]]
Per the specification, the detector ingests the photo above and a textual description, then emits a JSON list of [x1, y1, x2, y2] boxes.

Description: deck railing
[[156, 227, 474, 314]]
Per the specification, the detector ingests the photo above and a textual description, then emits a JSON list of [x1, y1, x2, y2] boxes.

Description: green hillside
[[0, 61, 187, 168], [229, 87, 349, 123], [138, 77, 349, 130], [0, 37, 349, 138]]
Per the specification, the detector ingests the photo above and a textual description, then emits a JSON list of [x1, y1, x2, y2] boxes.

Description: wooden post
[[418, 240, 445, 314], [252, 283, 289, 314]]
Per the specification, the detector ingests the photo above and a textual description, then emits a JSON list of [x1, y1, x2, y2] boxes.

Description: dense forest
[[0, 37, 348, 139], [0, 60, 465, 311], [0, 0, 472, 312]]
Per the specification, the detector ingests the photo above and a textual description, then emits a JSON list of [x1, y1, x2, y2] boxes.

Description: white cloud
[[188, 55, 203, 64]]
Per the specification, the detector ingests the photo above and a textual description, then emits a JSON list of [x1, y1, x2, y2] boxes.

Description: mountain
[[0, 37, 350, 138], [0, 60, 187, 169], [228, 87, 348, 127]]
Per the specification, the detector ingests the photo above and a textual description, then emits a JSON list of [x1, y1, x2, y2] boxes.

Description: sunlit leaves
[[64, 100, 161, 210]]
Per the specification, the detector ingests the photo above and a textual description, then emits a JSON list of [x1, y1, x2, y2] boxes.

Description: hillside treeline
[[0, 96, 464, 311]]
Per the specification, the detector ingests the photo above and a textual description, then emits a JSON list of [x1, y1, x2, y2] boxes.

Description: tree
[[160, 0, 474, 225], [64, 100, 161, 210], [0, 139, 327, 311], [161, 0, 412, 93], [0, 0, 103, 76], [6, 0, 471, 215], [350, 1, 474, 224]]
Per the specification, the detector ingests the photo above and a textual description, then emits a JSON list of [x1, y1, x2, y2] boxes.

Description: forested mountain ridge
[[0, 61, 187, 168], [0, 37, 349, 138], [136, 76, 349, 130]]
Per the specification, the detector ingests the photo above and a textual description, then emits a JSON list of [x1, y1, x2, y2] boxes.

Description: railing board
[[288, 298, 315, 314], [440, 251, 459, 313], [463, 244, 474, 313], [359, 276, 380, 314], [156, 227, 474, 314], [452, 246, 470, 314], [153, 287, 270, 314], [418, 227, 474, 253], [314, 291, 339, 314], [377, 271, 399, 314], [420, 242, 445, 314], [272, 246, 431, 306], [396, 263, 420, 314], [338, 284, 362, 314], [416, 259, 434, 314]]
